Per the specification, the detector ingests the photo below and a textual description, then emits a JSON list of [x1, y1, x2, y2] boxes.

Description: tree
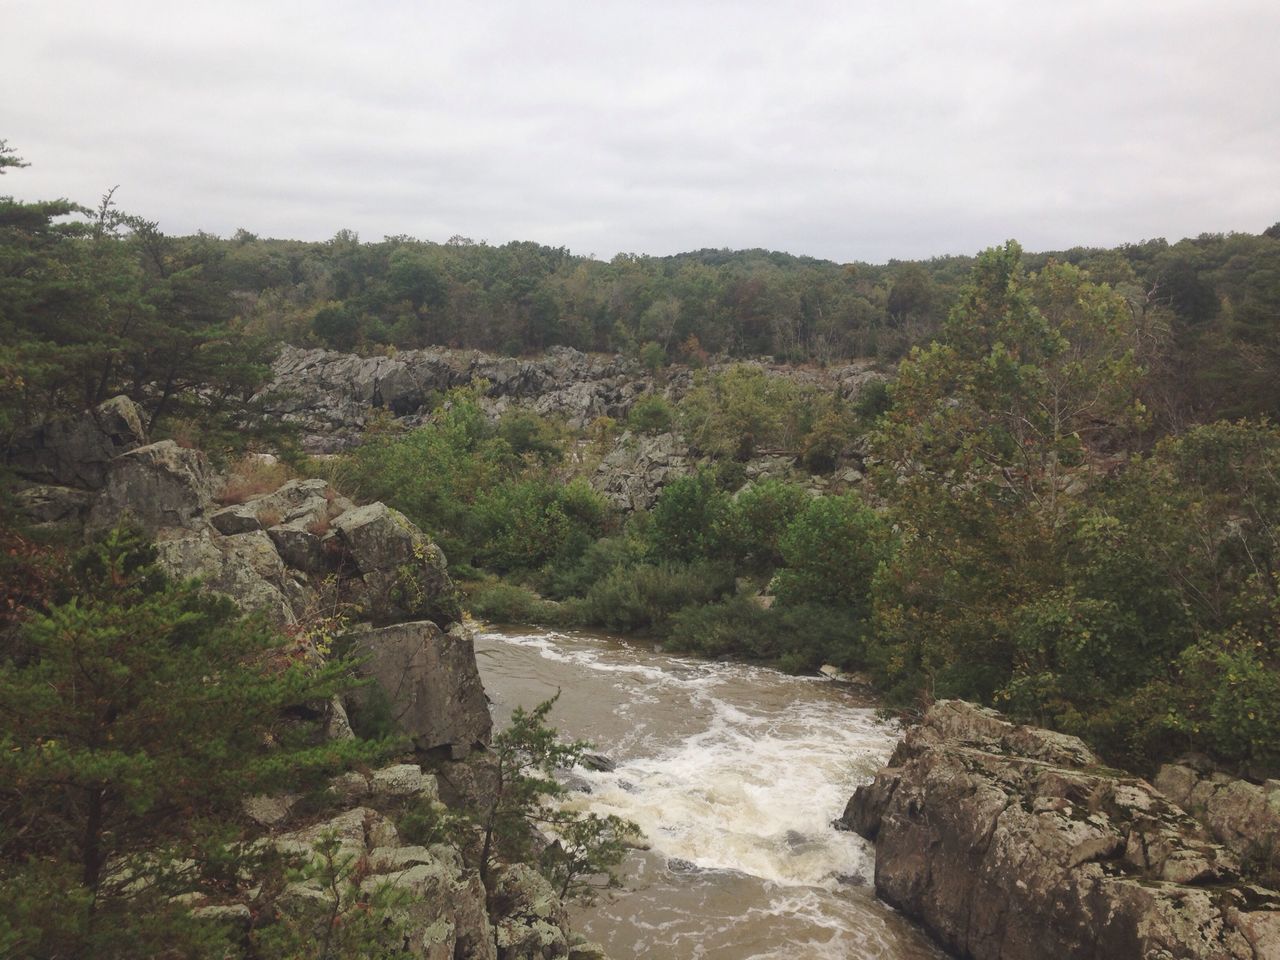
[[478, 695, 640, 900], [870, 243, 1145, 707], [0, 528, 378, 958]]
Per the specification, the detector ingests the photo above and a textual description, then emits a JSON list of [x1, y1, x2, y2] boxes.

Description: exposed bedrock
[[842, 700, 1280, 960]]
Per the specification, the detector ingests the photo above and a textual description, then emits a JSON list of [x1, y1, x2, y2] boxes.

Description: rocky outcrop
[[591, 430, 693, 512], [348, 620, 492, 757], [1155, 757, 1280, 881], [330, 502, 461, 626], [261, 345, 642, 451], [86, 440, 217, 535], [843, 700, 1280, 960], [6, 394, 147, 488]]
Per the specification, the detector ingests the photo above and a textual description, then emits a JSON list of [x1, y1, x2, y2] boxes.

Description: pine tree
[[0, 527, 380, 958]]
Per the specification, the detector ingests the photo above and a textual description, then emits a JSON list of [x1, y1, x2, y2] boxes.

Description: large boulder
[[1155, 758, 1280, 882], [155, 529, 302, 625], [347, 620, 492, 756], [86, 440, 215, 536], [5, 395, 148, 489], [490, 863, 571, 960], [329, 502, 460, 626], [843, 700, 1280, 960]]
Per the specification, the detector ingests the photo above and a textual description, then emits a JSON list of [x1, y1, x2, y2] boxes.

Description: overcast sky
[[4, 0, 1278, 262]]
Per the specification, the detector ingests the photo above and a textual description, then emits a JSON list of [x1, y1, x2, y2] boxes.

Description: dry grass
[[215, 455, 293, 506], [306, 515, 332, 537], [256, 508, 283, 528]]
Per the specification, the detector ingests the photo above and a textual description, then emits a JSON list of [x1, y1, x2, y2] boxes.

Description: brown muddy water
[[473, 625, 945, 960]]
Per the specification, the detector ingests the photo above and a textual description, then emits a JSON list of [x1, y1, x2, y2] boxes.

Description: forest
[[4, 140, 1280, 953]]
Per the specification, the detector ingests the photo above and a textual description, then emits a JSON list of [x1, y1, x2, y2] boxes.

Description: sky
[[4, 0, 1279, 263]]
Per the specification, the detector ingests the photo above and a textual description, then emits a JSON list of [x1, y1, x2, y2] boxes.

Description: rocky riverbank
[[842, 701, 1280, 960], [5, 395, 603, 960]]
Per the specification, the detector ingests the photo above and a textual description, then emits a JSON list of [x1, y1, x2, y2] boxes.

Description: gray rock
[[1155, 760, 1280, 881], [6, 395, 147, 488], [87, 440, 215, 536], [329, 502, 460, 626], [591, 431, 693, 512], [267, 518, 328, 574], [491, 863, 571, 960], [12, 484, 95, 527], [844, 700, 1280, 960], [348, 620, 492, 755], [208, 502, 263, 535], [155, 529, 299, 625]]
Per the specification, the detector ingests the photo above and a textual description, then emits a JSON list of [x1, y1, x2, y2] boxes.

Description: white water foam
[[479, 627, 896, 889]]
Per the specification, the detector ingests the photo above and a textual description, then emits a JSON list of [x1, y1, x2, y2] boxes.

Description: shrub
[[466, 580, 563, 625], [575, 561, 734, 636], [773, 494, 891, 612], [627, 394, 674, 435], [716, 480, 808, 574], [646, 470, 730, 563]]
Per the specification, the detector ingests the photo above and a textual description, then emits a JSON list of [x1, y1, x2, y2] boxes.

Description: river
[[473, 625, 945, 960]]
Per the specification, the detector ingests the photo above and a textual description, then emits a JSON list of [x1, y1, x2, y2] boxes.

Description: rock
[[6, 395, 147, 488], [591, 431, 693, 512], [329, 503, 461, 626], [208, 502, 263, 535], [491, 863, 571, 960], [370, 763, 441, 801], [267, 518, 328, 573], [86, 440, 215, 536], [275, 806, 399, 861], [578, 753, 615, 773], [348, 620, 492, 756], [12, 484, 95, 527], [1155, 760, 1280, 881], [243, 793, 298, 827], [155, 529, 300, 625], [844, 700, 1280, 960]]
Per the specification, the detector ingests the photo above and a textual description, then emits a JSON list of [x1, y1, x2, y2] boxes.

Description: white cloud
[[4, 0, 1278, 261]]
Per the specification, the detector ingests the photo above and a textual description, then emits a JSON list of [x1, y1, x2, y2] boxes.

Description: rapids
[[474, 625, 944, 960]]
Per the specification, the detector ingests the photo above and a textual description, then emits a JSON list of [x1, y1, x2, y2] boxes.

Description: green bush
[[575, 561, 733, 636], [716, 480, 808, 574], [773, 494, 891, 611], [627, 394, 674, 435], [646, 470, 730, 563], [466, 580, 563, 625], [668, 596, 865, 672]]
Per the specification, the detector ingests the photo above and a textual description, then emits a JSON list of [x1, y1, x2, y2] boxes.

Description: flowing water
[[473, 625, 945, 960]]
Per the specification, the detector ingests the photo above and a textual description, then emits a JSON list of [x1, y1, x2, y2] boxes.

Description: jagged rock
[[155, 529, 300, 625], [491, 863, 571, 960], [591, 431, 693, 511], [243, 793, 298, 827], [1155, 759, 1280, 879], [347, 620, 492, 756], [6, 395, 148, 488], [208, 502, 263, 535], [267, 518, 328, 573], [272, 809, 496, 960], [843, 700, 1280, 960], [329, 502, 460, 626], [86, 440, 215, 535], [12, 484, 95, 527]]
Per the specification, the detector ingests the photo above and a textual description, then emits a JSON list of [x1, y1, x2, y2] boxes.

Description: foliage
[[626, 393, 675, 434], [645, 470, 730, 563], [479, 695, 641, 899], [251, 833, 415, 960], [574, 561, 734, 636], [773, 494, 891, 611], [0, 528, 382, 958]]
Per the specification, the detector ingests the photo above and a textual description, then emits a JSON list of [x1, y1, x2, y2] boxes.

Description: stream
[[473, 625, 945, 960]]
